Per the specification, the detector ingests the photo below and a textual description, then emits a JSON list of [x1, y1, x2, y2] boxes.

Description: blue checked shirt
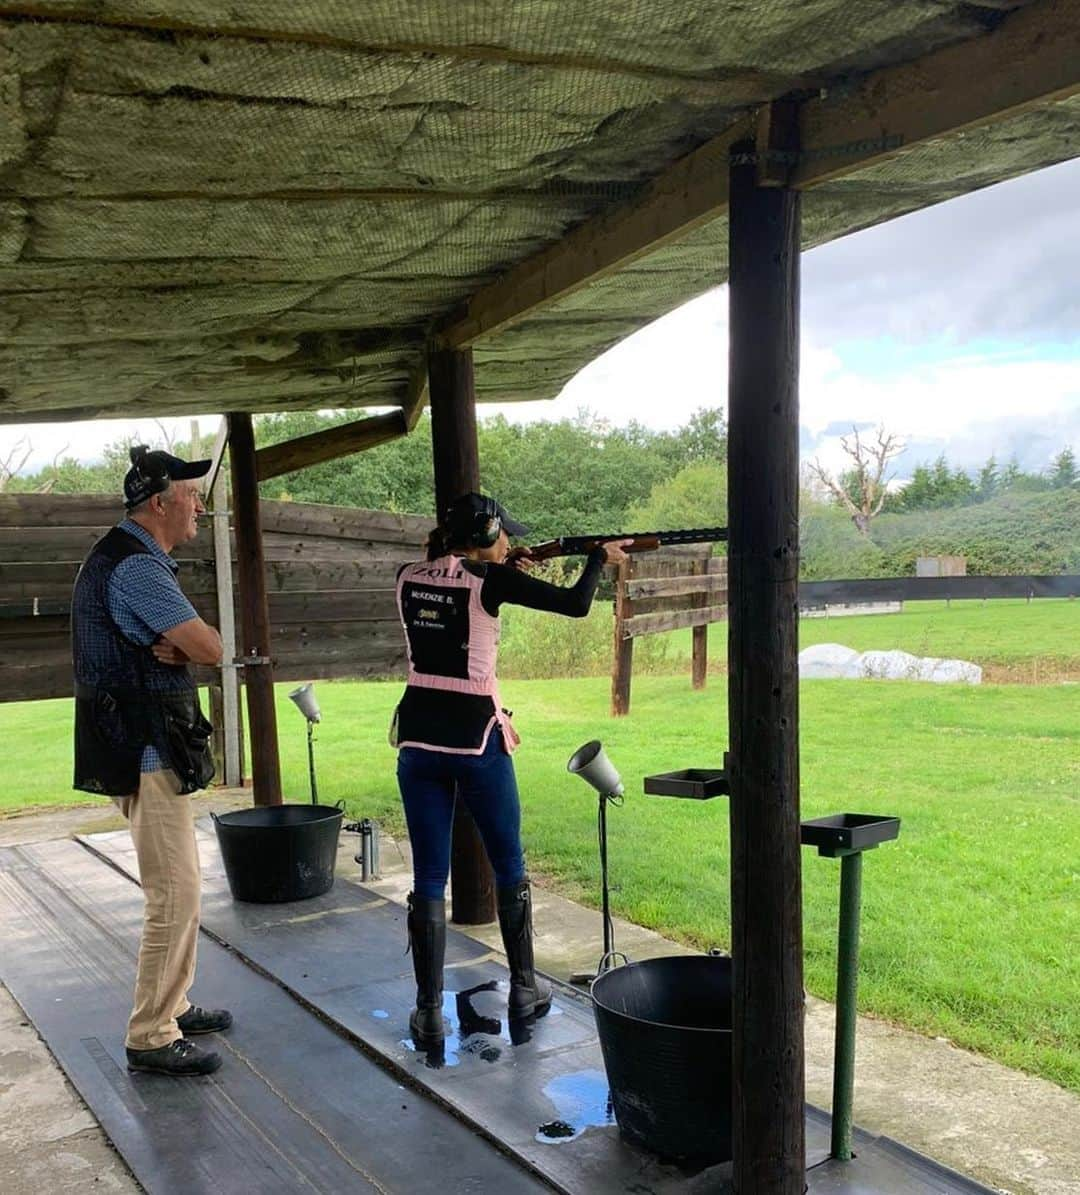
[[106, 519, 199, 770]]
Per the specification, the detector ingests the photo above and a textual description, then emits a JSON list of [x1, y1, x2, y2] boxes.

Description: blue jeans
[[397, 731, 525, 900]]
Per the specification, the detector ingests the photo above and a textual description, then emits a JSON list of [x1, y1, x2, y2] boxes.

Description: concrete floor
[[1, 794, 1078, 1195]]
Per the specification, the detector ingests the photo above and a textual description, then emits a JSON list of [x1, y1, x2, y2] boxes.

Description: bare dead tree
[[153, 418, 177, 452], [0, 437, 34, 492], [807, 425, 905, 535], [35, 443, 69, 493]]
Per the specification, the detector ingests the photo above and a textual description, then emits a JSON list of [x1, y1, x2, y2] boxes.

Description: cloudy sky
[[3, 155, 1078, 481]]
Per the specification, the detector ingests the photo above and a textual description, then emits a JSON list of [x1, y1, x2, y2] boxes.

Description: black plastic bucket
[[212, 804, 343, 903], [591, 954, 732, 1163]]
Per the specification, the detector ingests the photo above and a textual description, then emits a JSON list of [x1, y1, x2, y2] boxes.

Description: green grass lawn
[[657, 598, 1080, 677], [3, 673, 1077, 1093]]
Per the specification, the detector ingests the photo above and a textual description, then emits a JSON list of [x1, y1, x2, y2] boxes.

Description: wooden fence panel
[[0, 494, 120, 527], [0, 495, 421, 704], [622, 604, 729, 638], [610, 551, 727, 713]]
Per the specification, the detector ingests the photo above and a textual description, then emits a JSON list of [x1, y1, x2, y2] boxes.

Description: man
[[72, 444, 231, 1076]]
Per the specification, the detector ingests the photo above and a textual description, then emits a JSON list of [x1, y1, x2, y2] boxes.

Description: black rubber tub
[[212, 804, 343, 903], [591, 955, 732, 1163]]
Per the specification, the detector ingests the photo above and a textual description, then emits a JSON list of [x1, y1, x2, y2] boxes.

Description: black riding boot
[[407, 893, 447, 1045], [497, 879, 552, 1020]]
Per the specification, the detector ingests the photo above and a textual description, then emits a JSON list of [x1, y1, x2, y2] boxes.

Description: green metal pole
[[831, 850, 863, 1160]]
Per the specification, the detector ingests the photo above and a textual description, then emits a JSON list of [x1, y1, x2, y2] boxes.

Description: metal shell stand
[[801, 813, 901, 1160], [643, 766, 902, 1165]]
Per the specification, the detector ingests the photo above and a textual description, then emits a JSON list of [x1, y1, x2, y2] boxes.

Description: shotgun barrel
[[527, 526, 728, 561]]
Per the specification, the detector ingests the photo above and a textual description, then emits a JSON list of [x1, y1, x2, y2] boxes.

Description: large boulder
[[798, 643, 860, 678], [916, 657, 983, 684], [843, 649, 923, 680], [799, 645, 983, 684], [842, 649, 981, 684]]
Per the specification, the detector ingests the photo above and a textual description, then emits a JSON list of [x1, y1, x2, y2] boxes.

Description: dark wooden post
[[727, 140, 805, 1192], [429, 347, 495, 925], [610, 555, 633, 715], [691, 558, 708, 690], [227, 412, 282, 807]]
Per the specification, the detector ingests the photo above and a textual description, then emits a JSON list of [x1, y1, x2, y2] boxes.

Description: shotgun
[[526, 527, 728, 561]]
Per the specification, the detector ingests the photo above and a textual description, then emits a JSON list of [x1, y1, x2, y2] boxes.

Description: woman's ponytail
[[425, 525, 450, 561]]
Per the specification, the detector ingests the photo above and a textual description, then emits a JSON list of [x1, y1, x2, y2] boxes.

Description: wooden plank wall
[[0, 494, 430, 702]]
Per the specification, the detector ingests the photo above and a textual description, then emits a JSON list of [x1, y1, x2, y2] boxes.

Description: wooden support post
[[691, 558, 708, 690], [727, 138, 805, 1192], [429, 347, 495, 925], [610, 556, 633, 716], [228, 412, 282, 807]]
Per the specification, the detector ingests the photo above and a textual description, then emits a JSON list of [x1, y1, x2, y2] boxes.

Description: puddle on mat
[[396, 980, 562, 1069], [536, 1069, 615, 1144]]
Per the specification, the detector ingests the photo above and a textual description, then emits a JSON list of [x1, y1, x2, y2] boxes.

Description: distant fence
[[0, 493, 429, 704], [800, 575, 1079, 607], [610, 559, 1076, 715]]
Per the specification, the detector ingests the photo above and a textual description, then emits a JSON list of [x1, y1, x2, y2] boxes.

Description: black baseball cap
[[445, 492, 529, 538], [123, 445, 211, 510]]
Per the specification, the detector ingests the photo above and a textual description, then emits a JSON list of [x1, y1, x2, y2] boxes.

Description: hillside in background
[[802, 488, 1080, 578]]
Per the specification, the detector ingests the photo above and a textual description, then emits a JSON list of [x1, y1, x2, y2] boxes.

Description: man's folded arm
[[163, 617, 223, 666]]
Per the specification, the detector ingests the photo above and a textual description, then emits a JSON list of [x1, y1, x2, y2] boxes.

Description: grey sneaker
[[177, 1005, 233, 1035], [126, 1039, 221, 1076]]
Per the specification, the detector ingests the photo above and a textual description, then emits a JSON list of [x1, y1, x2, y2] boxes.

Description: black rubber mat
[[76, 824, 997, 1195], [0, 840, 546, 1195], [805, 1108, 1000, 1193], [78, 827, 740, 1193]]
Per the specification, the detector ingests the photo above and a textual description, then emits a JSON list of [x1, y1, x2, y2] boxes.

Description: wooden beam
[[727, 140, 804, 1192], [255, 410, 407, 481], [626, 572, 728, 600], [401, 362, 430, 432], [793, 0, 1080, 186], [428, 346, 495, 926], [437, 0, 1079, 348], [228, 412, 282, 807], [620, 603, 727, 639]]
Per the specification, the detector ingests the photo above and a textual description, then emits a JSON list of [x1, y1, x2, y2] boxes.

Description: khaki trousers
[[114, 769, 201, 1050]]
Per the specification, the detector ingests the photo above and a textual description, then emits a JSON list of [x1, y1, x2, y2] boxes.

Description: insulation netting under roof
[[0, 1, 1077, 423]]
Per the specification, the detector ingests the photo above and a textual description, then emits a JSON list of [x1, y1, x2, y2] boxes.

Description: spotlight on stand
[[567, 740, 624, 984], [288, 683, 321, 804]]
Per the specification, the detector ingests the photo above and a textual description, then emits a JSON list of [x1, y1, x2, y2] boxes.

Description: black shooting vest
[[71, 526, 214, 796]]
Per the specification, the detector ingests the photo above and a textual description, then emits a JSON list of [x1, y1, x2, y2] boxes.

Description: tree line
[[3, 408, 1074, 577], [253, 406, 728, 541]]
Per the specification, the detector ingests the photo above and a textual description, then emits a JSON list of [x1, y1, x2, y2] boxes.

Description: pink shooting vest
[[394, 555, 518, 754]]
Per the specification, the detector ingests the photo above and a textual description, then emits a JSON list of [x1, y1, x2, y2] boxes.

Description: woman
[[393, 492, 630, 1045]]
